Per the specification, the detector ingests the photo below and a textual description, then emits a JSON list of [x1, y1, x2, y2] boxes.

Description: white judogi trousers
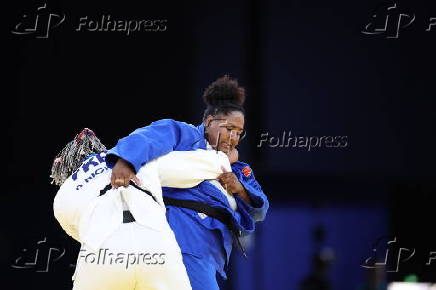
[[73, 221, 189, 290], [53, 149, 231, 290]]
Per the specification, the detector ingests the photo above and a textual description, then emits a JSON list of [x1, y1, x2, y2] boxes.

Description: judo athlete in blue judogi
[[107, 75, 269, 289]]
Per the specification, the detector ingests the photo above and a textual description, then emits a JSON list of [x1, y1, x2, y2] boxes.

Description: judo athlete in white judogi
[[52, 134, 232, 290]]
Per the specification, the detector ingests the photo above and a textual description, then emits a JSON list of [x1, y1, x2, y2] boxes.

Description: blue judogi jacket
[[106, 119, 269, 278]]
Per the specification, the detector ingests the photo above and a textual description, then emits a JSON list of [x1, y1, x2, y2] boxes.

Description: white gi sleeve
[[157, 149, 231, 188]]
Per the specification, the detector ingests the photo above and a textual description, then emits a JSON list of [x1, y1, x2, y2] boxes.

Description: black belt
[[99, 180, 158, 203], [99, 181, 159, 224], [163, 197, 247, 258], [98, 184, 247, 256], [123, 210, 135, 223]]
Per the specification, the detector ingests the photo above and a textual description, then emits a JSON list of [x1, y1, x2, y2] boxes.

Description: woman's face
[[204, 111, 245, 153]]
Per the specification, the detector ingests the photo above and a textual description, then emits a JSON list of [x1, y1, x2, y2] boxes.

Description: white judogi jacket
[[53, 149, 231, 252]]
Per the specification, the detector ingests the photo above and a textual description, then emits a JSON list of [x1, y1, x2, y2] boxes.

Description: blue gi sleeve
[[105, 119, 200, 172], [231, 161, 269, 222]]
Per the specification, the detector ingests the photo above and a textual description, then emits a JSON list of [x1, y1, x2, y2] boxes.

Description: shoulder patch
[[241, 166, 252, 177]]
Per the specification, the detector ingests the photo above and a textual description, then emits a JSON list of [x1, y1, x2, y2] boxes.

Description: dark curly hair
[[202, 75, 246, 120]]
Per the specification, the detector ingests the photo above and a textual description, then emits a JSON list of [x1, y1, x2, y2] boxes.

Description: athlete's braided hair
[[50, 128, 106, 186], [202, 75, 246, 121]]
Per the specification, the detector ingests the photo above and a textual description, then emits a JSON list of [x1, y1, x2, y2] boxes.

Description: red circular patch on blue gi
[[242, 166, 252, 177]]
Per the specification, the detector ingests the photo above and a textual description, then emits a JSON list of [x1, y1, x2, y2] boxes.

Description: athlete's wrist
[[234, 187, 252, 205]]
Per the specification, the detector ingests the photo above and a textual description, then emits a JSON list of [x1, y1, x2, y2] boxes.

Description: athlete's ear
[[204, 115, 214, 127]]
